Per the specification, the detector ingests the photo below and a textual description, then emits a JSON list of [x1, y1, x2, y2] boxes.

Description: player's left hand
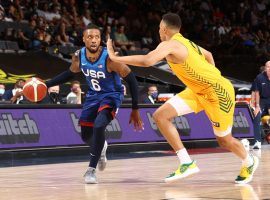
[[107, 38, 116, 60], [129, 109, 144, 132]]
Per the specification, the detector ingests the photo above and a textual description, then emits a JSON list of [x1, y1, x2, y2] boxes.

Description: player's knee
[[217, 138, 227, 148], [217, 136, 233, 149], [152, 111, 160, 123], [153, 110, 167, 124]]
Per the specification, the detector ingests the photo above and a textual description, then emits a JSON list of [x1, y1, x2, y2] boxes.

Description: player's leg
[[83, 108, 113, 184], [89, 108, 113, 171], [79, 100, 100, 184], [215, 131, 259, 184], [214, 122, 259, 184], [153, 89, 201, 182], [208, 79, 259, 184]]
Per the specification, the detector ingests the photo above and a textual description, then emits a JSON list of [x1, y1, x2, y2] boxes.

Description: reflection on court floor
[[0, 147, 268, 200]]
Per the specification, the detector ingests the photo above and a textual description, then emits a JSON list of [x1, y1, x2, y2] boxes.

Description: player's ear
[[163, 26, 167, 34]]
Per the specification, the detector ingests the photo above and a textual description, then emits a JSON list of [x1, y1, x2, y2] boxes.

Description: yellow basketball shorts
[[171, 78, 235, 137]]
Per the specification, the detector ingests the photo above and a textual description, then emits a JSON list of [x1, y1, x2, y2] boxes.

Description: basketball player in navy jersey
[[46, 24, 143, 184]]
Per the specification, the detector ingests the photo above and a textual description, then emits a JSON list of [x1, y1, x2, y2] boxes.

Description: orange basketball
[[23, 77, 47, 102]]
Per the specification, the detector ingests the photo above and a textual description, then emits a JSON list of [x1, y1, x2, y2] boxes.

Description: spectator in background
[[252, 61, 270, 149], [114, 24, 135, 52], [70, 5, 82, 28], [103, 25, 114, 42], [66, 80, 82, 104], [144, 85, 158, 104], [82, 9, 92, 27], [2, 79, 25, 104], [0, 83, 5, 101], [55, 21, 72, 46], [31, 19, 52, 50], [0, 3, 5, 21], [1, 0, 270, 58], [213, 7, 224, 23], [250, 81, 262, 150], [110, 19, 119, 35], [141, 30, 154, 50], [42, 85, 62, 104], [18, 19, 37, 49], [5, 2, 24, 22]]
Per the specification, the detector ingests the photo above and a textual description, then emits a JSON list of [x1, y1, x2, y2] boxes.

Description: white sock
[[242, 154, 253, 167], [176, 148, 192, 164]]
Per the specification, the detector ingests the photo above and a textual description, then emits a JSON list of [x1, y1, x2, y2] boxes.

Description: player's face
[[83, 29, 101, 53], [159, 20, 167, 42]]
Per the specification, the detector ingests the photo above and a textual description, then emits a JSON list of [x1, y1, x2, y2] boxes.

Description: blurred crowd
[[0, 0, 269, 57]]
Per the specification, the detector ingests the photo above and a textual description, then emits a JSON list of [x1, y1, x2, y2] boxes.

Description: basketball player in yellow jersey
[[107, 13, 259, 184]]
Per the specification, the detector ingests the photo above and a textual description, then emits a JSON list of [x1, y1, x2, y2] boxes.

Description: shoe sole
[[85, 179, 98, 184], [235, 156, 259, 184], [165, 167, 200, 183]]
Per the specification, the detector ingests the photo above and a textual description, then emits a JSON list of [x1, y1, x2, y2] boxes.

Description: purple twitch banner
[[0, 105, 253, 149]]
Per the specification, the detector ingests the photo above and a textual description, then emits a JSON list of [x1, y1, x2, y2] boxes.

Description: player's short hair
[[84, 23, 102, 34], [162, 13, 182, 30]]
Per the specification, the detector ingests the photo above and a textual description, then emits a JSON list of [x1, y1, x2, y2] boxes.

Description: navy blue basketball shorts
[[79, 93, 123, 127]]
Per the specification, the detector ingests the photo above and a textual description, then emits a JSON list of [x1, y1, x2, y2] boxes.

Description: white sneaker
[[252, 141, 261, 149], [241, 139, 250, 151], [84, 167, 98, 184], [98, 141, 108, 171]]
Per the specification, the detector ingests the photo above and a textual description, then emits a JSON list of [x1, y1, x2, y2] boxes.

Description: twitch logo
[[0, 113, 39, 144], [232, 111, 250, 134], [70, 113, 122, 139], [146, 112, 191, 137]]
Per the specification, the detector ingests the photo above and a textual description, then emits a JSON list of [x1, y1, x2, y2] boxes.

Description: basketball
[[23, 77, 47, 102]]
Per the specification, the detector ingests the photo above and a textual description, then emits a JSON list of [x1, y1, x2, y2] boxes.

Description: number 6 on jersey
[[91, 79, 101, 91]]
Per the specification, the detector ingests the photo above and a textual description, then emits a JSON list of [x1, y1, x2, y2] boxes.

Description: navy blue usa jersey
[[79, 47, 123, 96]]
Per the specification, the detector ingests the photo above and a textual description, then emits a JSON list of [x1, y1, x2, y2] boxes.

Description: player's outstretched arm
[[45, 51, 81, 88], [107, 38, 171, 67], [108, 59, 144, 131]]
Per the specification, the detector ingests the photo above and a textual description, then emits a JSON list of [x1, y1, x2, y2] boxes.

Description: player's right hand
[[129, 109, 144, 132]]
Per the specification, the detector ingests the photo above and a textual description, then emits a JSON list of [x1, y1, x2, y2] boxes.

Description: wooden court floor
[[0, 147, 269, 200]]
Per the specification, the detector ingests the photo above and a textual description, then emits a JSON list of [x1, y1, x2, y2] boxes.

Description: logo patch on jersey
[[81, 68, 106, 79], [210, 119, 220, 127], [98, 64, 103, 68]]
